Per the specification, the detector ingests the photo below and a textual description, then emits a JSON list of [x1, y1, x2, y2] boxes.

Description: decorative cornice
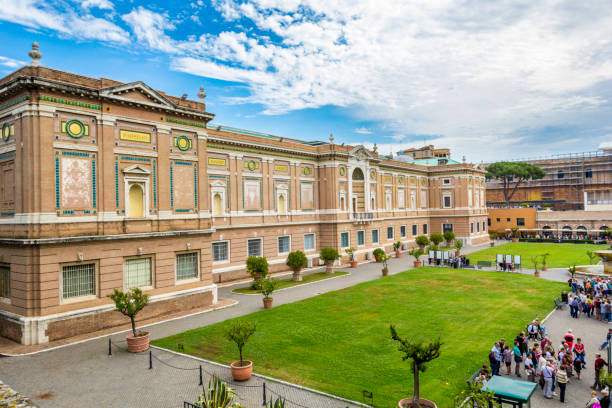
[[0, 95, 30, 112]]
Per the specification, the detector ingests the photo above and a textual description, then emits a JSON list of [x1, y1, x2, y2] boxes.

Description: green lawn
[[233, 271, 349, 294], [152, 268, 564, 407], [467, 242, 609, 268]]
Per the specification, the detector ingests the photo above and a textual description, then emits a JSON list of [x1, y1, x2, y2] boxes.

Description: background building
[[486, 149, 612, 210], [0, 55, 487, 345]]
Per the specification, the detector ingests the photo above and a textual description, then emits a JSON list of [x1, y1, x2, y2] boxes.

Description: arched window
[[562, 226, 572, 238], [351, 168, 364, 180], [128, 184, 144, 218], [577, 226, 587, 237], [278, 194, 286, 213], [212, 193, 223, 216], [600, 226, 609, 238]]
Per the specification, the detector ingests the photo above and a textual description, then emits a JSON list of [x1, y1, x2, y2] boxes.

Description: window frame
[[400, 225, 406, 238], [278, 235, 291, 255], [340, 232, 350, 248], [471, 222, 474, 233], [60, 261, 98, 304], [412, 224, 418, 236], [175, 251, 200, 284], [423, 224, 428, 235], [371, 229, 379, 244], [124, 256, 154, 291], [387, 226, 394, 240], [212, 240, 230, 264], [247, 238, 263, 258], [357, 230, 365, 246], [517, 218, 525, 226], [443, 194, 452, 208], [0, 264, 9, 302], [303, 233, 316, 252]]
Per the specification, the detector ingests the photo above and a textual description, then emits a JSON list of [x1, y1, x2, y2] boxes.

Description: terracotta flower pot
[[413, 260, 422, 267], [382, 267, 389, 276], [292, 268, 303, 282], [490, 242, 495, 247], [350, 261, 359, 268], [263, 297, 273, 309], [230, 360, 253, 381], [542, 265, 547, 271], [512, 238, 519, 243], [534, 271, 541, 277], [395, 251, 403, 258], [398, 398, 437, 408], [325, 260, 334, 275], [126, 331, 150, 353], [455, 250, 460, 257]]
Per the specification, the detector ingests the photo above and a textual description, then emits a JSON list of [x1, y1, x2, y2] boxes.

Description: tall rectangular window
[[304, 233, 315, 251], [176, 252, 198, 280], [372, 229, 379, 243], [62, 263, 95, 299], [387, 226, 394, 240], [423, 224, 428, 235], [247, 238, 262, 257], [443, 195, 452, 208], [400, 225, 406, 238], [488, 218, 491, 226], [412, 224, 417, 236], [212, 241, 229, 262], [0, 265, 9, 299], [483, 221, 486, 231], [443, 223, 453, 232], [340, 232, 349, 248], [278, 236, 291, 254], [471, 223, 474, 233], [517, 218, 525, 226], [477, 222, 480, 232], [125, 258, 152, 289], [357, 230, 365, 246], [586, 169, 593, 178]]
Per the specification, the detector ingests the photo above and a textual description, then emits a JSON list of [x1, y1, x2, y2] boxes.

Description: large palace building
[[0, 54, 488, 345]]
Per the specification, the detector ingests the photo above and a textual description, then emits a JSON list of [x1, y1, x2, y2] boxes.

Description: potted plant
[[489, 232, 497, 247], [568, 264, 577, 279], [531, 255, 542, 277], [319, 247, 340, 274], [394, 241, 403, 258], [541, 252, 550, 271], [108, 288, 150, 353], [409, 248, 424, 267], [260, 277, 279, 309], [454, 240, 463, 256], [373, 247, 386, 262], [381, 253, 392, 276], [415, 235, 429, 249], [226, 321, 257, 381], [429, 233, 443, 248], [194, 376, 244, 408], [390, 325, 442, 408], [246, 256, 269, 287], [345, 247, 358, 268], [443, 231, 455, 248], [286, 250, 307, 281], [453, 382, 500, 408], [510, 227, 520, 242], [586, 250, 598, 265]]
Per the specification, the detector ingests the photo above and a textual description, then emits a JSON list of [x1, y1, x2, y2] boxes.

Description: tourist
[[605, 300, 612, 323], [516, 332, 528, 355], [600, 328, 612, 350], [586, 390, 600, 408], [525, 352, 536, 382], [593, 353, 608, 391], [513, 340, 522, 377], [535, 318, 546, 337], [542, 360, 555, 399], [489, 342, 502, 376], [503, 345, 512, 375], [556, 364, 568, 403], [571, 296, 581, 318], [574, 338, 586, 365], [574, 355, 584, 380], [600, 389, 610, 408], [596, 297, 603, 321], [527, 321, 539, 340], [537, 352, 547, 376], [564, 330, 575, 350]]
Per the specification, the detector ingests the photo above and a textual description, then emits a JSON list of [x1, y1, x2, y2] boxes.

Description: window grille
[[247, 239, 262, 257], [212, 242, 228, 262], [0, 266, 9, 298], [62, 263, 95, 299], [177, 252, 198, 280], [125, 258, 152, 289], [278, 236, 290, 253], [304, 234, 315, 250]]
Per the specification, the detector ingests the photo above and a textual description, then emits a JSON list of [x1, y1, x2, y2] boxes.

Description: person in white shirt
[[541, 361, 555, 399], [537, 354, 547, 376]]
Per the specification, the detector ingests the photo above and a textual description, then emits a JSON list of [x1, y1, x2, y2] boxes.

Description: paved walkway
[[0, 242, 499, 407]]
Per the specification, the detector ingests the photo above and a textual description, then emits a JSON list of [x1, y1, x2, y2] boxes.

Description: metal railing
[[351, 212, 373, 220]]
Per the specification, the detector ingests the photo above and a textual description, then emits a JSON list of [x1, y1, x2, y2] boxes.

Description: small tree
[[108, 288, 149, 337], [510, 227, 520, 238], [443, 231, 455, 247], [586, 250, 598, 265], [415, 235, 430, 249], [454, 240, 463, 252], [381, 253, 392, 271], [260, 277, 279, 300], [373, 248, 386, 262], [453, 382, 500, 408], [485, 161, 545, 207], [286, 250, 307, 270], [489, 232, 497, 240], [246, 256, 269, 280], [319, 247, 340, 263], [344, 247, 356, 261], [541, 253, 550, 268], [408, 248, 424, 259], [568, 264, 577, 278], [531, 255, 542, 274], [394, 241, 402, 252], [390, 325, 442, 408], [226, 321, 257, 367], [429, 233, 444, 247]]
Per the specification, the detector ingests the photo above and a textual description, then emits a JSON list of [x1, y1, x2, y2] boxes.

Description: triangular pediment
[[123, 164, 151, 175], [100, 81, 174, 108], [349, 145, 376, 160]]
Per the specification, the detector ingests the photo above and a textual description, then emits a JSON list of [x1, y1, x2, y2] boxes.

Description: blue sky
[[1, 0, 611, 161]]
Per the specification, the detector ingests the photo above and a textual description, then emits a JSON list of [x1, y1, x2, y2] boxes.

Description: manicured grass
[[152, 267, 564, 407], [467, 242, 609, 268], [233, 271, 349, 294]]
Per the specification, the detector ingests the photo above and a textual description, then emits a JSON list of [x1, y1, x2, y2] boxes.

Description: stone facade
[[0, 66, 487, 345]]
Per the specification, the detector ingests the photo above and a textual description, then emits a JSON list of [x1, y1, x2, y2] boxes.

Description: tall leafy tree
[[485, 162, 545, 207]]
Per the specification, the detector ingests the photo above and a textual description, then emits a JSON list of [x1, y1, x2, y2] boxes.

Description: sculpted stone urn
[[594, 250, 612, 273]]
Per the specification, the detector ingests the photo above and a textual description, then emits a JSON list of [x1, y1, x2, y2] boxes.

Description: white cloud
[[0, 0, 128, 43], [122, 7, 177, 53], [354, 127, 372, 134], [80, 0, 114, 10], [0, 56, 26, 69]]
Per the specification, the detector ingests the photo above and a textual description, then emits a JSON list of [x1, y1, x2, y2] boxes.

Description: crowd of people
[[479, 320, 611, 407], [567, 278, 612, 323], [427, 254, 469, 268]]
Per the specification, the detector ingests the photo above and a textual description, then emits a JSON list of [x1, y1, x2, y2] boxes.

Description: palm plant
[[194, 377, 243, 408], [266, 398, 286, 408]]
